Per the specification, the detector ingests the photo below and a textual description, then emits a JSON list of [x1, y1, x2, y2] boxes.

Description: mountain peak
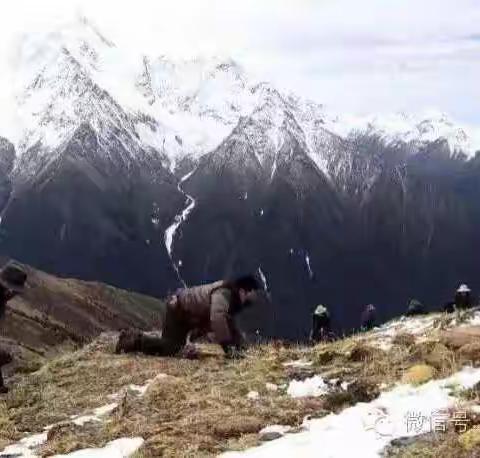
[[6, 17, 479, 180], [325, 111, 480, 157], [74, 15, 116, 48]]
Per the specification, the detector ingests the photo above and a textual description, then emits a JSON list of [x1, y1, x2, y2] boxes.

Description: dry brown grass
[[387, 425, 480, 457], [401, 364, 436, 385], [1, 336, 334, 457], [458, 343, 480, 364], [2, 318, 480, 458], [392, 333, 417, 347]]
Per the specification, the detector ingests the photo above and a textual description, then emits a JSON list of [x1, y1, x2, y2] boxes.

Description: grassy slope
[[3, 311, 480, 457], [1, 263, 165, 374]]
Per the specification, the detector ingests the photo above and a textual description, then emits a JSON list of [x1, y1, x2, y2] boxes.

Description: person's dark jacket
[[0, 287, 13, 391], [455, 292, 473, 310], [360, 305, 377, 331], [0, 289, 9, 321], [310, 308, 333, 343], [443, 301, 456, 313], [405, 299, 425, 317]]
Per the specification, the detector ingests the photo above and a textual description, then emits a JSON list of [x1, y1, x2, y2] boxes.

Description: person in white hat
[[455, 284, 473, 310], [310, 305, 333, 343]]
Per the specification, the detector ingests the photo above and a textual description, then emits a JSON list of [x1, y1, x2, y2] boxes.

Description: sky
[[0, 0, 479, 126]]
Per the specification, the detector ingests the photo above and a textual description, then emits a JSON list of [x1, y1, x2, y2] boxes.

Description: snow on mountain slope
[[234, 84, 311, 174], [16, 17, 116, 151], [11, 17, 173, 181], [134, 55, 260, 170], [326, 111, 480, 158], [3, 16, 479, 183], [8, 17, 268, 175]]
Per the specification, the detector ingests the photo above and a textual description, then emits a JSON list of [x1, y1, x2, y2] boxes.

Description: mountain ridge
[[1, 17, 479, 338]]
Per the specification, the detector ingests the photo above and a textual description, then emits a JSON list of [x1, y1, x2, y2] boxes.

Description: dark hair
[[233, 275, 261, 292]]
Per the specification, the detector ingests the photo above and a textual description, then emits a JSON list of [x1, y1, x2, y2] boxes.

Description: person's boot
[[115, 330, 142, 354], [0, 370, 8, 395]]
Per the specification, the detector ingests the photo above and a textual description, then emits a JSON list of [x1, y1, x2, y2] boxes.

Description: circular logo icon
[[374, 415, 395, 437]]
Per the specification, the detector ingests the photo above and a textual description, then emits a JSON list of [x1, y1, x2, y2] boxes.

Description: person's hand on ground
[[223, 346, 246, 360], [182, 344, 200, 360]]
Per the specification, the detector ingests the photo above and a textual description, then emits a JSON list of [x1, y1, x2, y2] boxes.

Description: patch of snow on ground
[[52, 437, 144, 458], [265, 383, 278, 392], [126, 373, 168, 397], [260, 425, 292, 435], [95, 403, 118, 416], [287, 376, 330, 398], [258, 425, 292, 441], [0, 403, 120, 457], [247, 391, 260, 400], [0, 432, 48, 458], [458, 308, 480, 327], [0, 373, 167, 457], [70, 403, 118, 427], [364, 314, 443, 351], [366, 309, 480, 351], [221, 367, 480, 458], [282, 360, 313, 368]]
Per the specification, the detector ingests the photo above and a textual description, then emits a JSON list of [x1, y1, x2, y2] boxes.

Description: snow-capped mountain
[[1, 17, 480, 338], [6, 16, 478, 179], [12, 17, 173, 183], [326, 111, 480, 158]]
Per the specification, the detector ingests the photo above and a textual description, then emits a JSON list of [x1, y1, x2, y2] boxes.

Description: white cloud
[[0, 0, 479, 133]]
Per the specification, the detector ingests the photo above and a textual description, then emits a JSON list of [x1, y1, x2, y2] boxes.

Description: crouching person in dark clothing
[[0, 262, 28, 394], [443, 301, 456, 314], [443, 284, 474, 313], [455, 284, 473, 310], [310, 305, 334, 343], [405, 299, 426, 317], [360, 304, 377, 332], [116, 276, 264, 359]]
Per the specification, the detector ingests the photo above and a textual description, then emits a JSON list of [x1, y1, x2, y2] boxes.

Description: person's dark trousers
[[0, 348, 12, 391], [139, 306, 190, 356], [312, 315, 330, 339], [0, 369, 6, 391], [455, 294, 472, 310], [311, 327, 333, 343], [361, 319, 376, 332], [405, 310, 424, 317]]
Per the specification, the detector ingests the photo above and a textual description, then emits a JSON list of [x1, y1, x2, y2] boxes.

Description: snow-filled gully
[[164, 168, 197, 287]]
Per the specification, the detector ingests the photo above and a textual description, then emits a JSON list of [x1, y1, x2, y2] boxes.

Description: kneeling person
[[0, 262, 28, 394], [116, 276, 263, 359], [310, 305, 333, 343], [405, 299, 426, 317]]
